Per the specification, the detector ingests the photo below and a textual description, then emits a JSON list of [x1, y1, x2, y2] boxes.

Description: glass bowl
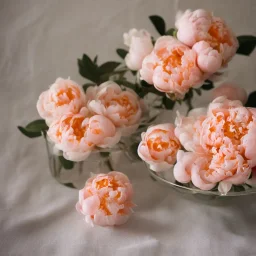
[[146, 164, 256, 201]]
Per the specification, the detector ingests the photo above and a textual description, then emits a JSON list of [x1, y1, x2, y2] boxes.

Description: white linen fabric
[[0, 0, 256, 255]]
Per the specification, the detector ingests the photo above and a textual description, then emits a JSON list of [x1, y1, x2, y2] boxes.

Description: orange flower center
[[95, 178, 123, 216], [70, 117, 87, 141], [55, 86, 80, 106], [111, 95, 137, 119], [162, 48, 183, 74], [208, 21, 233, 51], [57, 116, 87, 142], [147, 129, 180, 158]]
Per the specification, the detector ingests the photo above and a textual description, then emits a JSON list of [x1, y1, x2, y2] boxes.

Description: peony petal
[[218, 181, 232, 195], [81, 195, 100, 215], [149, 161, 173, 172], [63, 151, 91, 162]]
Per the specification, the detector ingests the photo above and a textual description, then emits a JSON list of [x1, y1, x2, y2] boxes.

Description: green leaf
[[18, 126, 42, 138], [59, 156, 74, 170], [83, 83, 95, 92], [165, 28, 177, 36], [233, 185, 245, 192], [245, 91, 256, 107], [100, 152, 110, 158], [116, 49, 128, 59], [18, 119, 48, 138], [138, 80, 164, 97], [99, 61, 120, 74], [194, 88, 202, 96], [149, 15, 166, 35], [163, 96, 175, 109], [236, 35, 256, 56], [184, 89, 193, 99], [63, 183, 76, 189], [201, 80, 214, 90], [93, 55, 98, 64], [115, 80, 136, 91], [129, 142, 141, 161], [147, 115, 158, 123], [78, 54, 99, 83], [26, 119, 48, 132], [138, 124, 147, 129], [130, 70, 137, 76], [151, 36, 156, 45]]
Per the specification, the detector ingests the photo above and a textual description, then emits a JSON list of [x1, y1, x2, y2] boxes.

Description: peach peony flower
[[175, 9, 238, 73], [174, 97, 256, 194], [140, 36, 204, 99], [123, 29, 154, 71], [192, 41, 222, 73], [76, 171, 135, 226], [212, 82, 248, 104], [37, 78, 86, 125], [174, 107, 207, 153], [138, 123, 181, 172], [174, 150, 217, 190], [246, 166, 256, 187], [47, 110, 121, 161], [86, 81, 143, 136]]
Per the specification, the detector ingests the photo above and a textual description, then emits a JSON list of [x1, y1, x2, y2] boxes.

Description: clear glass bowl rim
[[146, 165, 256, 197]]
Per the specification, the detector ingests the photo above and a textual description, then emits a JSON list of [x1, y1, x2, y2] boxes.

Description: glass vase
[[43, 105, 161, 189], [146, 164, 256, 203], [43, 126, 146, 189], [44, 137, 117, 189]]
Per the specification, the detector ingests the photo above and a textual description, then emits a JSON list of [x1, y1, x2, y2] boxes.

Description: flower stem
[[186, 97, 193, 113]]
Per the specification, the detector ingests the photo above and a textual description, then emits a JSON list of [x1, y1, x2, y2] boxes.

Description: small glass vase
[[44, 138, 116, 189], [43, 106, 160, 189], [43, 126, 145, 189]]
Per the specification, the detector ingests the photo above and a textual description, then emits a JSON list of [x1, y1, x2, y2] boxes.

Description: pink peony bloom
[[76, 171, 135, 226], [212, 82, 248, 104], [123, 29, 154, 71], [140, 36, 204, 99], [192, 41, 222, 73], [37, 78, 86, 125], [138, 123, 181, 172], [86, 81, 143, 136], [175, 108, 207, 153], [174, 97, 255, 194], [246, 166, 256, 186], [175, 9, 238, 73], [47, 111, 121, 161]]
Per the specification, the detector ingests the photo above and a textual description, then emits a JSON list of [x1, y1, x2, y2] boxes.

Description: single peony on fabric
[[76, 172, 135, 226], [123, 28, 154, 71], [138, 123, 181, 172], [86, 81, 143, 136], [175, 9, 238, 73], [37, 78, 86, 125], [47, 110, 121, 161], [140, 36, 204, 99], [174, 97, 256, 194]]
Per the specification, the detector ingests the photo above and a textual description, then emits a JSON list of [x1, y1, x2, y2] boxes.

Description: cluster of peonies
[[138, 96, 256, 194], [124, 9, 238, 99], [76, 171, 135, 226], [37, 78, 143, 161]]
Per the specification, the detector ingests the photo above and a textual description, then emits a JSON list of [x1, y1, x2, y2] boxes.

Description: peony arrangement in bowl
[[139, 96, 256, 196], [18, 9, 256, 225]]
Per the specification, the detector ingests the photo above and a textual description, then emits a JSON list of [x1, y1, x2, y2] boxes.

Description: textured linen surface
[[1, 0, 256, 255]]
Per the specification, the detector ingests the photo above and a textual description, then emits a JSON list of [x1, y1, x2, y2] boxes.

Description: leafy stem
[[186, 97, 193, 113]]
